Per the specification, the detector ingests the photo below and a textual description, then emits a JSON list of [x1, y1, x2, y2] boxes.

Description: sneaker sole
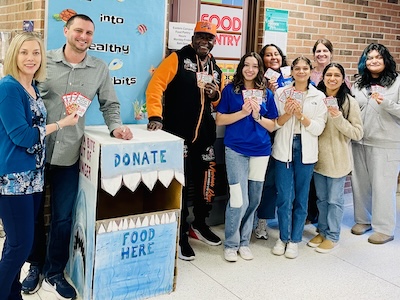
[[225, 256, 238, 262], [284, 252, 298, 259], [272, 249, 285, 256], [22, 282, 41, 295], [189, 227, 222, 246], [368, 236, 394, 244], [316, 244, 339, 253], [238, 253, 254, 260], [178, 254, 195, 261], [307, 241, 322, 248], [255, 232, 269, 240], [41, 279, 76, 300]]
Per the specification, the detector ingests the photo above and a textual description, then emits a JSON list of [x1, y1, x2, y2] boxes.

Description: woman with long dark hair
[[216, 52, 277, 262], [307, 63, 363, 253], [271, 56, 327, 259], [350, 43, 400, 244]]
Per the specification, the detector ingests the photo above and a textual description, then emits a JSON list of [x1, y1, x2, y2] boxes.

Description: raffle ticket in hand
[[242, 89, 263, 104], [279, 87, 303, 104], [370, 84, 385, 100], [324, 96, 339, 109], [62, 92, 92, 117], [280, 66, 291, 79], [264, 68, 281, 80], [196, 72, 213, 89]]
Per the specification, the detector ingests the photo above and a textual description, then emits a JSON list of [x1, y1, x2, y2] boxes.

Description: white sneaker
[[224, 248, 238, 262], [285, 242, 298, 259], [254, 219, 268, 240], [272, 239, 286, 256], [238, 246, 254, 260]]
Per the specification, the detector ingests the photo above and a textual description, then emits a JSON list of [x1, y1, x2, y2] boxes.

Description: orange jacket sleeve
[[145, 52, 179, 120]]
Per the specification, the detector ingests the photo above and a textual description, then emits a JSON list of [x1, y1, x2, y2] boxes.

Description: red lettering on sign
[[215, 34, 241, 46], [200, 14, 242, 32]]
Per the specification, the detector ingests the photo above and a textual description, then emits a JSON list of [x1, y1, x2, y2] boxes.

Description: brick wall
[[0, 0, 45, 34], [258, 0, 400, 81], [2, 0, 399, 79], [257, 0, 400, 192]]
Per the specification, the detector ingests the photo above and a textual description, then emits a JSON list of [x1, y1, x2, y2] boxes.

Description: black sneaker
[[178, 234, 195, 261], [21, 265, 42, 294], [189, 223, 222, 246], [42, 273, 77, 300]]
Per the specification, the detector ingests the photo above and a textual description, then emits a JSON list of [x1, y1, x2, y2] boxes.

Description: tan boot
[[351, 223, 372, 235], [307, 234, 324, 248], [316, 239, 339, 253], [368, 232, 394, 244]]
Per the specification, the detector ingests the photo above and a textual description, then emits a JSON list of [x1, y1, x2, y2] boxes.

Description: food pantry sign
[[200, 4, 243, 59]]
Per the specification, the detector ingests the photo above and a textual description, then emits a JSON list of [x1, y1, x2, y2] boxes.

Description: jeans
[[45, 162, 79, 277], [224, 147, 269, 249], [275, 136, 315, 243], [0, 193, 42, 300], [27, 162, 79, 278], [313, 173, 346, 242]]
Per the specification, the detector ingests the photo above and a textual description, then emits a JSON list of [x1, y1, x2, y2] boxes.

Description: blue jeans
[[275, 136, 314, 243], [224, 147, 269, 249], [43, 162, 79, 277], [314, 173, 346, 242], [0, 193, 42, 300]]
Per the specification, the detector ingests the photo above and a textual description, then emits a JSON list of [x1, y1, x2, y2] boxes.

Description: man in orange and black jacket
[[146, 21, 223, 261]]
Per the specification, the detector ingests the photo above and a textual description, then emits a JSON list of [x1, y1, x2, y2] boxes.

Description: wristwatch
[[254, 114, 262, 122]]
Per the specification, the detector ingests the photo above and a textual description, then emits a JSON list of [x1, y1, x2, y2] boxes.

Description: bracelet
[[55, 121, 62, 131], [254, 114, 262, 122]]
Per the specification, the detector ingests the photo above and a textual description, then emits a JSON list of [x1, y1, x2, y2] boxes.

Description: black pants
[[180, 143, 215, 237], [307, 176, 319, 223]]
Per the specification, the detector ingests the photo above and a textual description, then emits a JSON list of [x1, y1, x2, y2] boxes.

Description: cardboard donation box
[[67, 125, 184, 300]]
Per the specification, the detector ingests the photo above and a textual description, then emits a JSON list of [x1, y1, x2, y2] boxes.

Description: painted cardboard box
[[67, 125, 184, 300]]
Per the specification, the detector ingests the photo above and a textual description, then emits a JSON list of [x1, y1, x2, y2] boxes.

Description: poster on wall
[[200, 1, 243, 86], [263, 8, 289, 55], [168, 22, 195, 50], [46, 0, 167, 125], [200, 3, 243, 59]]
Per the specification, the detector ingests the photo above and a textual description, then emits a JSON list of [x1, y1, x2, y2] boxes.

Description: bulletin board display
[[45, 0, 167, 125]]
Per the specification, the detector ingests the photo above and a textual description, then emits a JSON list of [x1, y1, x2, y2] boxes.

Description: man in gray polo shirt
[[21, 14, 132, 300]]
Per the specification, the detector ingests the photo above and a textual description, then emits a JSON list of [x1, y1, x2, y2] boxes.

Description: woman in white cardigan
[[271, 56, 327, 259], [308, 63, 363, 253]]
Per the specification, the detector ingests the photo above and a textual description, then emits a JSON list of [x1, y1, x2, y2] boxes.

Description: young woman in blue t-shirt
[[216, 52, 278, 262]]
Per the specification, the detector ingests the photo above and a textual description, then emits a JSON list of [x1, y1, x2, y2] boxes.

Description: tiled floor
[[1, 193, 400, 300]]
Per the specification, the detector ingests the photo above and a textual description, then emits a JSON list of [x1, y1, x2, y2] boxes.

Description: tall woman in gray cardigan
[[350, 43, 400, 244], [308, 63, 363, 253]]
